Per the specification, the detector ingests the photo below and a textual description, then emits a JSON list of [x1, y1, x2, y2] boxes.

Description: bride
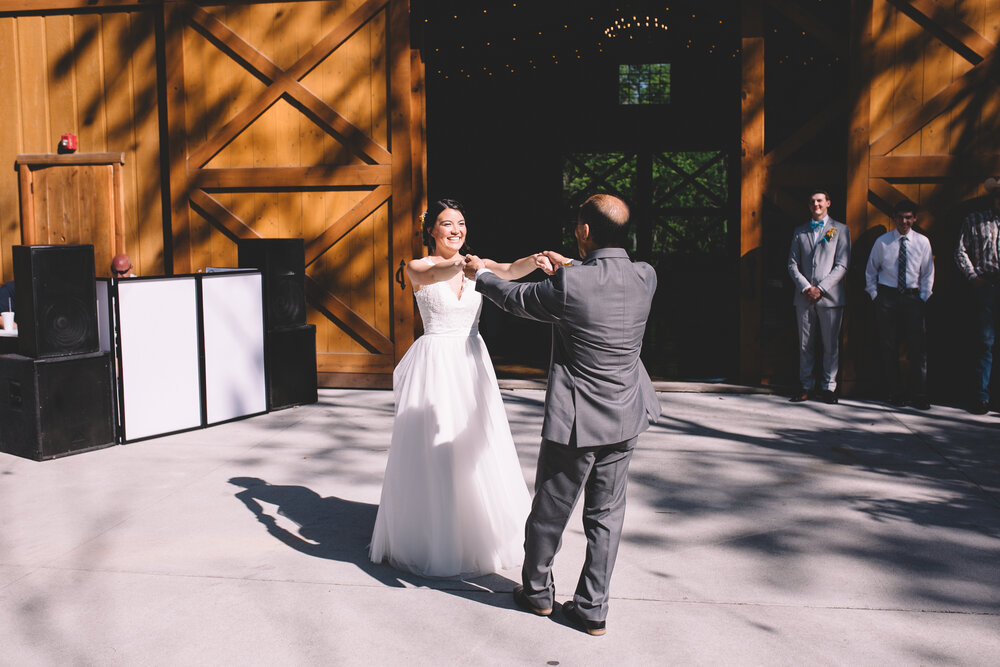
[[370, 198, 550, 578]]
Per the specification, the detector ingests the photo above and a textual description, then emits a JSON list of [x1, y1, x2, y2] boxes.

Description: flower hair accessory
[[822, 227, 836, 243], [419, 211, 427, 224]]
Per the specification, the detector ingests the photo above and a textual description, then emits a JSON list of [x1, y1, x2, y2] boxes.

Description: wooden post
[[739, 0, 765, 384], [163, 1, 192, 274], [844, 0, 874, 395], [389, 0, 416, 357]]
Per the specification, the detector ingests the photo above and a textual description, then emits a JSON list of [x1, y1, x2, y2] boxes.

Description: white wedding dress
[[370, 263, 531, 578]]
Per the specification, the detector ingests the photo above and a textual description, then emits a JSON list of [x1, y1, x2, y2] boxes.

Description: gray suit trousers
[[795, 304, 844, 391], [522, 436, 637, 622]]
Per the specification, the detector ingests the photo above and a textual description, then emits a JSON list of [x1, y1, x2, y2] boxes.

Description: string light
[[421, 5, 840, 80]]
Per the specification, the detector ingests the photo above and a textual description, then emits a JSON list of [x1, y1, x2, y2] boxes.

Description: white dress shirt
[[865, 228, 934, 301]]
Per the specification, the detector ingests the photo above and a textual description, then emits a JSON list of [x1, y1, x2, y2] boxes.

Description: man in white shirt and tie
[[865, 200, 934, 409]]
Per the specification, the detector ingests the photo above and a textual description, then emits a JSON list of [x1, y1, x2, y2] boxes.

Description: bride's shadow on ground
[[228, 476, 518, 611]]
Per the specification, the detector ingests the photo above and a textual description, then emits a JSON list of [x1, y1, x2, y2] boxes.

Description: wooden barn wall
[[0, 6, 164, 280], [0, 0, 420, 389], [850, 0, 1000, 398], [744, 0, 1000, 399], [167, 0, 414, 388]]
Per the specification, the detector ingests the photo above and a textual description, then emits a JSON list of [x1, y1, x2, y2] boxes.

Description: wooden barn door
[[163, 0, 419, 388], [847, 0, 1000, 395]]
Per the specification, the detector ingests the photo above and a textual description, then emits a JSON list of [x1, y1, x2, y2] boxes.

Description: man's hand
[[541, 250, 570, 271], [463, 254, 486, 279], [804, 286, 822, 302], [533, 253, 555, 275]]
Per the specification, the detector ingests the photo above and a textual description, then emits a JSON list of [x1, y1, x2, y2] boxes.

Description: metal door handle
[[395, 260, 406, 290]]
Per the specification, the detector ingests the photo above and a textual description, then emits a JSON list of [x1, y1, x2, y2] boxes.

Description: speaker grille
[[237, 239, 306, 330], [40, 296, 96, 353], [13, 245, 99, 358]]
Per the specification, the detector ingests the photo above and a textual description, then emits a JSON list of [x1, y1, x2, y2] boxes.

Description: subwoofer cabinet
[[266, 325, 318, 410], [0, 351, 116, 460]]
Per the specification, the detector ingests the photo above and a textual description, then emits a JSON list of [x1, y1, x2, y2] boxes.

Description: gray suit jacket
[[476, 247, 660, 448], [787, 218, 851, 308]]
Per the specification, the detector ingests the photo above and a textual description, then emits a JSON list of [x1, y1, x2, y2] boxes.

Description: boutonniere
[[821, 227, 836, 243]]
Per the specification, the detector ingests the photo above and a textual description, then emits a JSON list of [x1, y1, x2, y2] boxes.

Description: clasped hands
[[461, 251, 569, 279]]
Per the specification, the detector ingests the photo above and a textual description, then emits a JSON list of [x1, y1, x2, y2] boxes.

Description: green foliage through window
[[561, 151, 728, 261], [618, 63, 671, 105]]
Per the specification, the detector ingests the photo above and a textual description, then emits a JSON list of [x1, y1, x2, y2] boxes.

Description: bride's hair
[[421, 198, 471, 253]]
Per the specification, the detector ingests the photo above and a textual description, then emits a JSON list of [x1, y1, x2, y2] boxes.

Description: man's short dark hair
[[809, 189, 831, 201], [892, 200, 919, 216], [579, 194, 630, 248]]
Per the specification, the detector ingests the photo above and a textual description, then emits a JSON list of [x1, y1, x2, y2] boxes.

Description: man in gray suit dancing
[[787, 189, 852, 404], [464, 194, 660, 636]]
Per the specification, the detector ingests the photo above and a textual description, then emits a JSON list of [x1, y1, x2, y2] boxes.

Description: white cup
[[1, 311, 13, 330]]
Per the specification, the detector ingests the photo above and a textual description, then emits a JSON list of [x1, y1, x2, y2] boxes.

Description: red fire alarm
[[58, 133, 78, 153]]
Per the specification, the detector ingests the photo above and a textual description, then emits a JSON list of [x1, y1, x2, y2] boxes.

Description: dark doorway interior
[[416, 1, 740, 380]]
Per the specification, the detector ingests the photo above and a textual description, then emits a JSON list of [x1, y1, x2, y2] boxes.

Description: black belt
[[878, 284, 919, 295]]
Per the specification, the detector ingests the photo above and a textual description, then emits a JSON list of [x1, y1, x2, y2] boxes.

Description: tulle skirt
[[370, 333, 531, 578]]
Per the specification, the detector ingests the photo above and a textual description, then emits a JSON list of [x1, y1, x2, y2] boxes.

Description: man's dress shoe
[[512, 585, 551, 616], [562, 601, 606, 636], [790, 390, 809, 403]]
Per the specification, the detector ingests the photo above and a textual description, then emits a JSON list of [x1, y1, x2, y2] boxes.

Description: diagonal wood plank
[[888, 0, 995, 63], [766, 0, 847, 58], [305, 274, 393, 355], [305, 185, 392, 266], [189, 189, 260, 242], [870, 51, 1000, 156], [764, 100, 849, 167], [186, 0, 391, 168], [868, 177, 912, 211]]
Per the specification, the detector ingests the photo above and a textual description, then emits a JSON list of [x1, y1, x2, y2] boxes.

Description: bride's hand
[[463, 254, 486, 278], [533, 253, 556, 275]]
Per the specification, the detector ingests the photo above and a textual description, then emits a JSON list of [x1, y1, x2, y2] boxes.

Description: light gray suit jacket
[[476, 247, 660, 448], [787, 218, 851, 308]]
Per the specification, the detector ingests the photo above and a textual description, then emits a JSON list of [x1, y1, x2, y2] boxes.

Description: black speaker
[[0, 352, 115, 460], [266, 325, 317, 410], [13, 244, 99, 358], [238, 238, 306, 330]]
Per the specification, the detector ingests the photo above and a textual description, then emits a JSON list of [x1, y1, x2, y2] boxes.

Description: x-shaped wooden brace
[[184, 0, 391, 169]]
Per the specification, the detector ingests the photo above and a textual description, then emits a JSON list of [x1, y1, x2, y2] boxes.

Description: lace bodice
[[414, 270, 482, 336]]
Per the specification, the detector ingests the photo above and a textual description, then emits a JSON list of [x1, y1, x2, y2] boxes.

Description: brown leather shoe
[[789, 390, 809, 403], [512, 585, 551, 616], [562, 601, 606, 636]]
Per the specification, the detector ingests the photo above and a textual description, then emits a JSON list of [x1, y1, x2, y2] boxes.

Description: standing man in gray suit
[[787, 189, 852, 404], [464, 194, 659, 636]]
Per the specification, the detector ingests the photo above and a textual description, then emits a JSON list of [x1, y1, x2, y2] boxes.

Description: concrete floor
[[1, 389, 998, 665]]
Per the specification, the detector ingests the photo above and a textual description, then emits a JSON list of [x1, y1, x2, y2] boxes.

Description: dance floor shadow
[[228, 477, 517, 609]]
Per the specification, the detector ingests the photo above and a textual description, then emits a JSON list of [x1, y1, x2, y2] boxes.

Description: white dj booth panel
[[116, 277, 203, 440], [201, 272, 266, 424]]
